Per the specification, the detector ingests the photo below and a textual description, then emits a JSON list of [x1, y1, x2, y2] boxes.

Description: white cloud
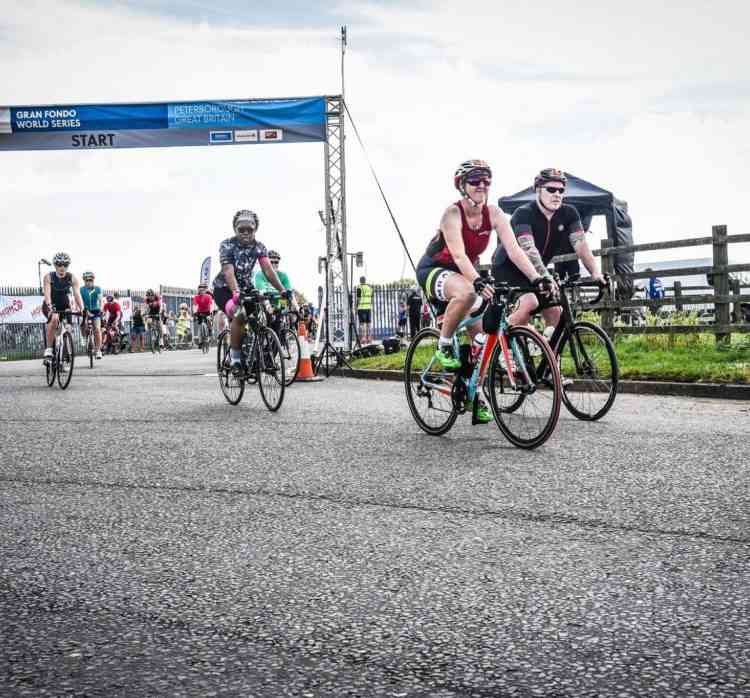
[[1, 0, 748, 299]]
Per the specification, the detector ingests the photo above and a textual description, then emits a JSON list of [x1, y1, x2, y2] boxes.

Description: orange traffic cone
[[296, 318, 324, 382]]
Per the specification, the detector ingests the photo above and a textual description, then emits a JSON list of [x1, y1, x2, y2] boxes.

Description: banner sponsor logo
[[260, 129, 283, 142], [234, 129, 258, 142], [209, 130, 233, 144]]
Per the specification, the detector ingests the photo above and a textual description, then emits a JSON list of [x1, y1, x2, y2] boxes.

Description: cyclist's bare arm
[[71, 275, 84, 311], [43, 274, 52, 307], [571, 233, 603, 280], [223, 263, 239, 293]]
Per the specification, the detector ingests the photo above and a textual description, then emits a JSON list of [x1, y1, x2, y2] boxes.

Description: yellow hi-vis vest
[[357, 284, 373, 310]]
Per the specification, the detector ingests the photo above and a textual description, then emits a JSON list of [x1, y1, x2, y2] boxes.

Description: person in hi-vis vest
[[356, 276, 374, 344]]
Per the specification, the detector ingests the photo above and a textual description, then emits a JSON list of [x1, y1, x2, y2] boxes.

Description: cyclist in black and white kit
[[42, 252, 84, 362], [492, 168, 602, 329], [212, 209, 291, 371]]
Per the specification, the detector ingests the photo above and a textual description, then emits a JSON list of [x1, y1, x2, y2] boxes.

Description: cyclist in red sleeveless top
[[416, 160, 545, 369]]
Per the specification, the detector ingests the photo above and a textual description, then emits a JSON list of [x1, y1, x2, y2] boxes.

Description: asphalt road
[[1, 350, 749, 697]]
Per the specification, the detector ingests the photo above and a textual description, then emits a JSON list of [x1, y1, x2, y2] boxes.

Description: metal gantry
[[322, 94, 349, 346]]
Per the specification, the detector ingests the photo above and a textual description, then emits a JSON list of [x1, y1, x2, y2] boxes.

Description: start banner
[[0, 96, 326, 152], [0, 295, 45, 324]]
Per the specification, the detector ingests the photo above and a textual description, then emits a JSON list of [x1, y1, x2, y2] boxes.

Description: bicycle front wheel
[[217, 329, 245, 405], [57, 332, 75, 390], [404, 328, 458, 436], [256, 327, 285, 412], [279, 328, 301, 386], [201, 324, 210, 354], [558, 321, 618, 421], [45, 350, 57, 387], [88, 336, 94, 369], [487, 325, 561, 449]]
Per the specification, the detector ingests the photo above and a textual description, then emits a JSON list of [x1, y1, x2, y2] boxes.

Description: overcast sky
[[2, 0, 749, 299]]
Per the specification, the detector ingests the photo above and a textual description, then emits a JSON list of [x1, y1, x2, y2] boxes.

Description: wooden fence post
[[600, 238, 614, 335], [730, 278, 741, 323], [673, 281, 683, 312], [712, 224, 730, 344]]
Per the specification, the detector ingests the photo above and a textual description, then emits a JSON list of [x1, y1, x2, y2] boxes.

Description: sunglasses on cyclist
[[544, 186, 565, 194], [55, 262, 70, 268], [236, 226, 255, 234], [466, 175, 491, 187]]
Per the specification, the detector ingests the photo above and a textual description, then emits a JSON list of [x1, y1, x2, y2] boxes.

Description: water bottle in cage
[[470, 332, 486, 364]]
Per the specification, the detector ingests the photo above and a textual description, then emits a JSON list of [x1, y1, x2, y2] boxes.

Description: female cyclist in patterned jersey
[[415, 160, 549, 422]]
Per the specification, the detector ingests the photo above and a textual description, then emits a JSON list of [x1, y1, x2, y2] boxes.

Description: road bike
[[147, 316, 163, 354], [82, 312, 97, 368], [216, 285, 286, 411], [534, 275, 619, 421], [196, 314, 211, 354], [269, 305, 301, 386], [44, 309, 81, 390], [404, 281, 562, 449]]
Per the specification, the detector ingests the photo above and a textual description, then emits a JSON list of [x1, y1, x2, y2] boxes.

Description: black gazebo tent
[[498, 173, 635, 299]]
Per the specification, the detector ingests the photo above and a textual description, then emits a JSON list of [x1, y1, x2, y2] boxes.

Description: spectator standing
[[406, 285, 423, 338], [130, 305, 146, 352], [356, 276, 373, 344], [645, 268, 665, 315]]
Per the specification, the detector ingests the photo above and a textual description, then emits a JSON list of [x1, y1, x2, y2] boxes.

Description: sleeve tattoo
[[518, 235, 548, 277]]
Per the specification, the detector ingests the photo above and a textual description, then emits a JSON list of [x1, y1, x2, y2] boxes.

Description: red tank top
[[426, 201, 493, 268]]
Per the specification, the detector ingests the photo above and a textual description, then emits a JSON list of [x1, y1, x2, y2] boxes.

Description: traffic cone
[[296, 318, 324, 382]]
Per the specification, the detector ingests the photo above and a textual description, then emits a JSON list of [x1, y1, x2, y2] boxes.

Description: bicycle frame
[[417, 296, 533, 406]]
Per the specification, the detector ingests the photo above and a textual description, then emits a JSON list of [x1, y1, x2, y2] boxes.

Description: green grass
[[351, 331, 750, 384]]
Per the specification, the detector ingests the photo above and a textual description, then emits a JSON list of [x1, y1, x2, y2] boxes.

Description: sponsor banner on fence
[[0, 295, 134, 323], [0, 295, 45, 323], [0, 97, 326, 151]]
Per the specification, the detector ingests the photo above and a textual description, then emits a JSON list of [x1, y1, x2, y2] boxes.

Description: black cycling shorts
[[357, 309, 371, 323]]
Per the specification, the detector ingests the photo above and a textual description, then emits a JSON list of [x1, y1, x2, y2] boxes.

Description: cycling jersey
[[48, 271, 72, 309], [213, 237, 269, 290], [81, 285, 102, 312], [145, 297, 162, 316], [192, 293, 213, 314], [420, 201, 493, 271], [254, 269, 291, 308], [103, 302, 121, 322], [493, 201, 583, 272]]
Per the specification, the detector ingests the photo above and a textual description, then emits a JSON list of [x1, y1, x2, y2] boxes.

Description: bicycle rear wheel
[[279, 328, 301, 386], [217, 329, 245, 405], [487, 325, 561, 449], [57, 332, 75, 390], [256, 327, 285, 412], [558, 320, 618, 421], [404, 328, 458, 436]]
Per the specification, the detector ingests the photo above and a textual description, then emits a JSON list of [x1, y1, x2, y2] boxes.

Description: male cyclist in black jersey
[[492, 168, 603, 330]]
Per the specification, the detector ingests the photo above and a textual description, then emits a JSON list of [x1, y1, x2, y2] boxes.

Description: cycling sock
[[438, 337, 452, 349], [230, 349, 242, 364]]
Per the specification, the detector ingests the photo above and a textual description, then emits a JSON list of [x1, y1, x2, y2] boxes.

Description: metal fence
[[329, 285, 433, 343], [0, 283, 203, 360]]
